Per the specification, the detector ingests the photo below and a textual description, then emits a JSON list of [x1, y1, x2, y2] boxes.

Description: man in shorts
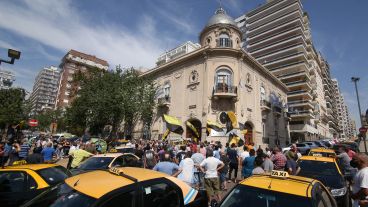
[[199, 149, 224, 203]]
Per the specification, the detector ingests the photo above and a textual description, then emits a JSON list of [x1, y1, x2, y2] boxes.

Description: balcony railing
[[260, 100, 271, 111], [273, 105, 282, 114], [214, 84, 238, 97], [157, 96, 171, 107]]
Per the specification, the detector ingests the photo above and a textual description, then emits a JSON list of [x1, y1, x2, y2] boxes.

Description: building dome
[[205, 7, 237, 28]]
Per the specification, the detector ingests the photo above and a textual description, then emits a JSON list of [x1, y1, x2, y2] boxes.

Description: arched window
[[215, 68, 232, 92], [260, 85, 266, 101], [218, 33, 231, 47]]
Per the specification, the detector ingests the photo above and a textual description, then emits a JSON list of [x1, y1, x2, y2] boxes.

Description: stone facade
[[136, 8, 290, 148]]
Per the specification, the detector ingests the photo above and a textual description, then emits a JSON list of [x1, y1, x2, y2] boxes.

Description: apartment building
[[55, 50, 109, 108], [29, 66, 60, 114], [236, 0, 339, 141]]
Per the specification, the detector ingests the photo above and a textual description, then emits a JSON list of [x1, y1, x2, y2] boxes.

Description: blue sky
[[0, 0, 367, 129]]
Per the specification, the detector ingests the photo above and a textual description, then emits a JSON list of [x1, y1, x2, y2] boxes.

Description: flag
[[186, 121, 200, 138], [238, 122, 245, 130], [162, 129, 170, 140], [163, 114, 184, 135], [229, 133, 240, 146], [226, 111, 237, 134], [240, 129, 248, 135], [206, 120, 223, 132], [206, 127, 211, 136]]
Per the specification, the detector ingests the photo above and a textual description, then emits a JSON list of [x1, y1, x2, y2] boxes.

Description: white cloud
[[0, 40, 17, 50], [0, 0, 166, 69]]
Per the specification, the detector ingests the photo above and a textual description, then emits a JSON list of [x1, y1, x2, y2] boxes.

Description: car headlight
[[330, 187, 347, 197]]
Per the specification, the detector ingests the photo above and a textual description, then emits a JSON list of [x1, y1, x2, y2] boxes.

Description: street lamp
[[0, 49, 21, 65], [352, 77, 366, 153]]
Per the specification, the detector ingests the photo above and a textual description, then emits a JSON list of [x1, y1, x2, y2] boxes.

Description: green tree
[[0, 88, 26, 130], [65, 66, 156, 139]]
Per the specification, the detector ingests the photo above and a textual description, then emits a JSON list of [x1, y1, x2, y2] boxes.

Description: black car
[[298, 158, 351, 207]]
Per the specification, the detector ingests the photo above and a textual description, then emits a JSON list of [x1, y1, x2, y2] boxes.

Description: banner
[[206, 120, 223, 132], [162, 129, 170, 140], [163, 114, 184, 135], [186, 121, 200, 138], [226, 111, 237, 134]]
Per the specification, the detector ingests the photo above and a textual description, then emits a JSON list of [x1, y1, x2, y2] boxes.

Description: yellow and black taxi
[[298, 156, 350, 207], [70, 153, 141, 175], [213, 171, 337, 207], [213, 170, 337, 207], [22, 167, 208, 207], [0, 161, 71, 206], [308, 148, 336, 157]]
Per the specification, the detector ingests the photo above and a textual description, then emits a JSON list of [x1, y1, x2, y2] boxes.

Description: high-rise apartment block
[[29, 66, 60, 114], [55, 50, 109, 108], [236, 0, 342, 141], [331, 78, 353, 139], [0, 69, 15, 89]]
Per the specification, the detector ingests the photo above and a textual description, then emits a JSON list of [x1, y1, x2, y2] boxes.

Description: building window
[[218, 33, 231, 47], [163, 82, 170, 98], [215, 68, 232, 92], [260, 85, 266, 101]]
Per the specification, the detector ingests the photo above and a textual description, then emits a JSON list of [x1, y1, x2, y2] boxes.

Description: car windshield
[[23, 183, 96, 207], [298, 160, 339, 176], [220, 185, 311, 207], [296, 144, 306, 147], [37, 166, 71, 185], [77, 157, 113, 170], [116, 148, 134, 154]]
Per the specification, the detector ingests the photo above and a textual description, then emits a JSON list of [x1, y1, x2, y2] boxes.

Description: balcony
[[285, 79, 311, 90], [260, 100, 271, 111], [289, 110, 314, 119], [157, 96, 171, 107], [287, 89, 312, 100], [213, 84, 237, 99], [273, 105, 283, 115], [288, 100, 314, 109], [276, 70, 310, 81], [290, 123, 318, 134]]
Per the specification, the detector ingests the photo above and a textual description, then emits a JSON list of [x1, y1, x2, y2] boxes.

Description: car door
[[138, 178, 184, 207], [0, 170, 28, 206], [97, 183, 139, 207], [312, 183, 338, 207]]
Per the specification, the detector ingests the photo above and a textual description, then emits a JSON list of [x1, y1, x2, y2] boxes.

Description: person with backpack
[[143, 146, 157, 169], [176, 145, 186, 164]]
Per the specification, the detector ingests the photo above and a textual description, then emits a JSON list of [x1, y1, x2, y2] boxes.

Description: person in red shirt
[[271, 147, 287, 170]]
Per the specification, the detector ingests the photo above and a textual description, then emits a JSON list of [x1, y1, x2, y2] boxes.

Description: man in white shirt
[[351, 154, 368, 207], [240, 145, 250, 163], [199, 150, 224, 203], [178, 151, 195, 186]]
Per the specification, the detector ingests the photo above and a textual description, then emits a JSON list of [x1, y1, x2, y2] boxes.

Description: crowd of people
[[127, 139, 306, 203], [4, 132, 368, 206]]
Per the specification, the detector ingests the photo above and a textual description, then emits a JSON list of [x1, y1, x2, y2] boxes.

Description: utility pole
[[352, 77, 366, 153]]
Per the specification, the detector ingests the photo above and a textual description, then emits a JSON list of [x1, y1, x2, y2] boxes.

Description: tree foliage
[[34, 109, 66, 132], [66, 66, 156, 138], [0, 88, 27, 129]]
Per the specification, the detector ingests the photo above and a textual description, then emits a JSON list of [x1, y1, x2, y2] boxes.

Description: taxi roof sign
[[270, 170, 289, 178], [312, 153, 323, 157], [13, 160, 27, 166], [108, 167, 138, 182]]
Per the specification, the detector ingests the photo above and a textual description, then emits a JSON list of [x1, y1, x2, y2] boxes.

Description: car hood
[[298, 172, 345, 189]]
